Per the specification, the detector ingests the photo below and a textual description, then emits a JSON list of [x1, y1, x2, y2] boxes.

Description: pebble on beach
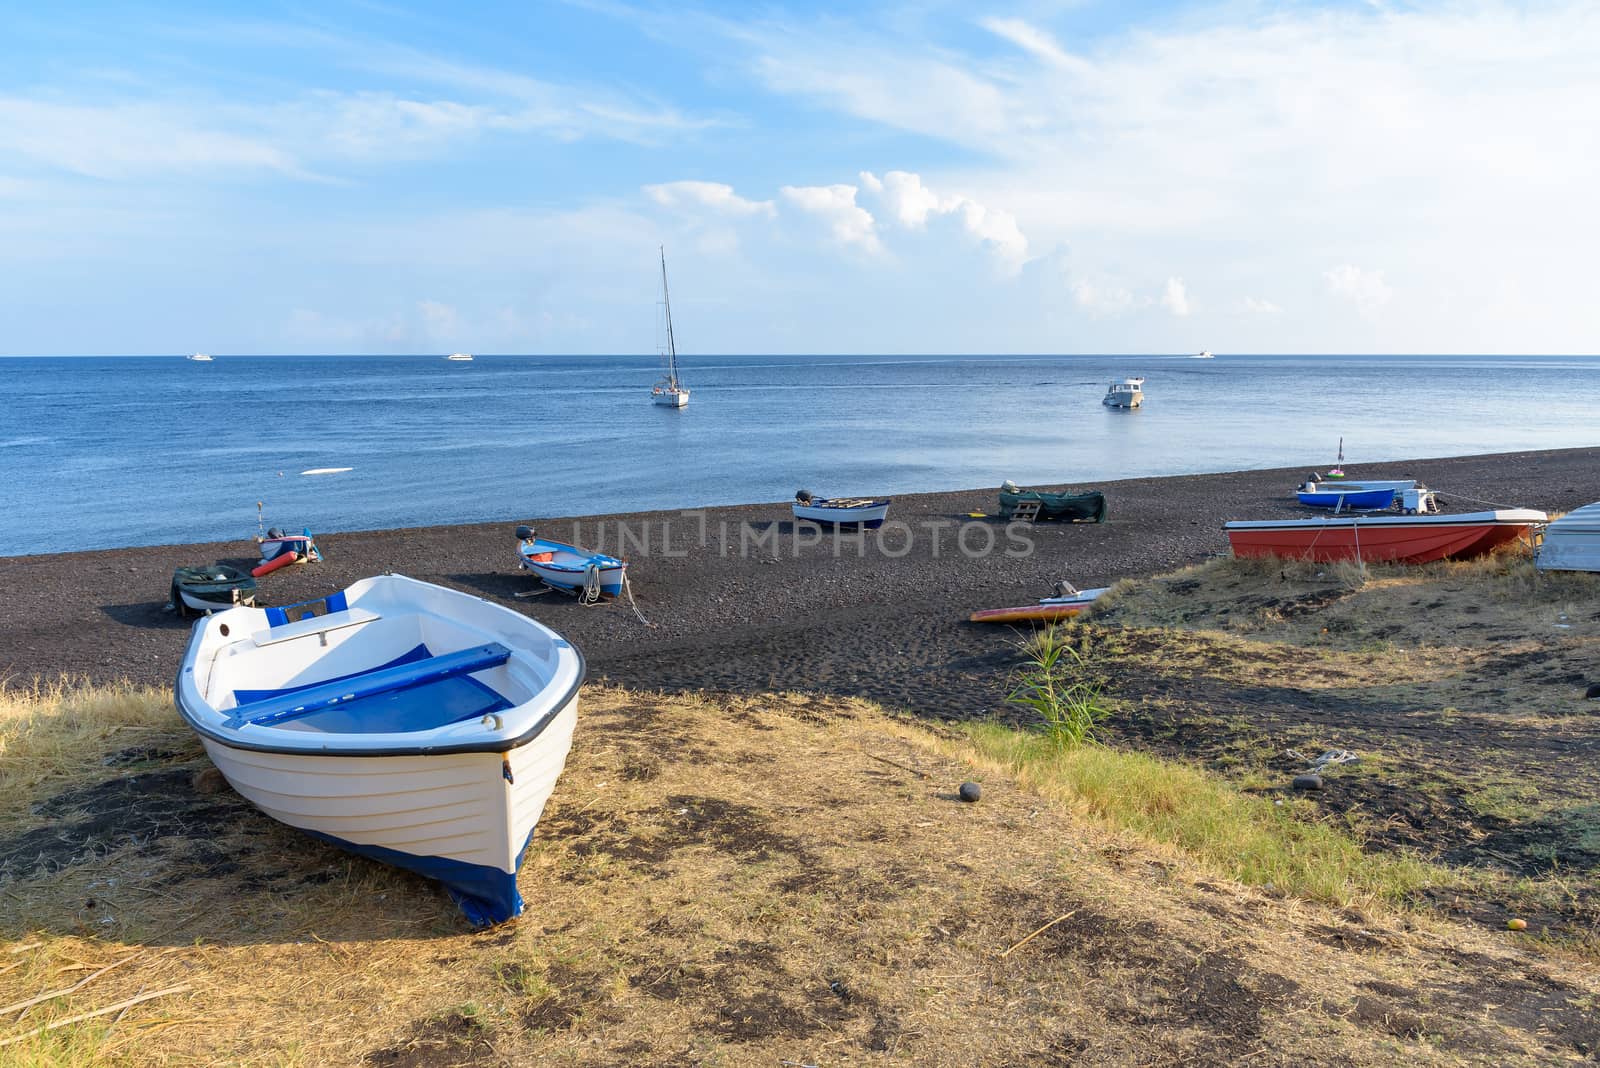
[[959, 781, 982, 803]]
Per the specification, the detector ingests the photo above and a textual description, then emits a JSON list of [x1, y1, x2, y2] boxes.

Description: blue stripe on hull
[[796, 517, 886, 529], [532, 574, 625, 596], [303, 825, 538, 927]]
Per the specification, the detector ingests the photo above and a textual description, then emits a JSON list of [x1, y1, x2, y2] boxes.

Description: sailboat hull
[[652, 388, 689, 407]]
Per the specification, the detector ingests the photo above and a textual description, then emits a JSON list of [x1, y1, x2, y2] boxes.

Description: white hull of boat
[[178, 589, 253, 614], [196, 698, 575, 874], [1536, 502, 1600, 572], [175, 574, 585, 924], [446, 353, 473, 361], [652, 388, 689, 407], [792, 500, 890, 527], [518, 539, 627, 596]]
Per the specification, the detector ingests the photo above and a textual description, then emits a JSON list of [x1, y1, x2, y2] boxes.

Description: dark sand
[[3, 447, 1595, 717]]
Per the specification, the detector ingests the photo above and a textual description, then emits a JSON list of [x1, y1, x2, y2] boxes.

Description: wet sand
[[3, 447, 1595, 718]]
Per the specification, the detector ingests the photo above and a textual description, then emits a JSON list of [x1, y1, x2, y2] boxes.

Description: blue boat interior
[[226, 641, 514, 734]]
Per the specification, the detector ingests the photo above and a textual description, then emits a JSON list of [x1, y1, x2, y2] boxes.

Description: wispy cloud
[[1324, 265, 1393, 318], [644, 180, 776, 217], [1161, 277, 1191, 317]]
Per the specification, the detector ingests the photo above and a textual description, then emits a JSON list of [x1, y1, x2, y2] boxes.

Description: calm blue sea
[[2, 353, 1597, 555]]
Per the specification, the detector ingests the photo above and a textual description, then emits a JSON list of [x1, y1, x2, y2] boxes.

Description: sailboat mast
[[659, 246, 679, 388]]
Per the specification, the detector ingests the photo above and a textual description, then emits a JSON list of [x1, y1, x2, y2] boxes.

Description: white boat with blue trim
[[174, 574, 583, 926], [516, 526, 627, 597], [792, 490, 892, 528]]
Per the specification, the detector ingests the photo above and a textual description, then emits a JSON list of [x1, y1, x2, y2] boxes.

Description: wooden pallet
[[1007, 499, 1042, 522]]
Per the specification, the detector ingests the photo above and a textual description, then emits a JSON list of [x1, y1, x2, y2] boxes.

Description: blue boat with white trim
[[174, 574, 584, 926], [515, 526, 627, 597], [1295, 486, 1399, 511]]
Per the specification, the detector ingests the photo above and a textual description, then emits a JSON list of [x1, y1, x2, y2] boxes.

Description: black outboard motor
[[795, 489, 813, 505], [515, 524, 536, 542]]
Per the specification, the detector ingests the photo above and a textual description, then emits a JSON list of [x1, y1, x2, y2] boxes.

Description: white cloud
[[0, 98, 307, 180], [644, 180, 776, 217], [1160, 277, 1191, 317], [1324, 264, 1393, 317], [779, 183, 882, 253], [1239, 296, 1283, 316], [864, 170, 948, 228], [1071, 277, 1136, 318], [722, 2, 1600, 349], [859, 170, 1028, 272], [418, 299, 459, 337]]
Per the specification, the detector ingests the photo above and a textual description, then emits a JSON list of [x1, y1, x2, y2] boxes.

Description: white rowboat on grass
[[175, 574, 584, 925]]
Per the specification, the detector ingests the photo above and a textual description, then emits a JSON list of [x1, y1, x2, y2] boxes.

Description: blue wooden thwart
[[226, 642, 512, 729]]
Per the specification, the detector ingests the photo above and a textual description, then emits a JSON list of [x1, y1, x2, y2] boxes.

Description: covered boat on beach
[[999, 481, 1107, 523], [174, 574, 584, 925], [1225, 509, 1546, 564]]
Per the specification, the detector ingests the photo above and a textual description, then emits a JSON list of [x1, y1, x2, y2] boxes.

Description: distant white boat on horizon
[[188, 353, 213, 362], [1193, 350, 1214, 359], [446, 353, 473, 362]]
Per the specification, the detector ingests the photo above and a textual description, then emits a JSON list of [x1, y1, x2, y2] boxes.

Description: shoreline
[[4, 445, 1597, 708]]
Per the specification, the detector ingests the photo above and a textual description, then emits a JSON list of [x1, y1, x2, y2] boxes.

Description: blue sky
[[2, 1, 1596, 354]]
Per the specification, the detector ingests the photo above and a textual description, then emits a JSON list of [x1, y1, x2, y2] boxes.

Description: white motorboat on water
[[516, 526, 627, 598], [175, 574, 584, 925], [1194, 350, 1213, 359], [792, 490, 891, 528], [446, 353, 473, 362], [188, 353, 213, 362], [1103, 376, 1145, 408], [651, 247, 690, 407]]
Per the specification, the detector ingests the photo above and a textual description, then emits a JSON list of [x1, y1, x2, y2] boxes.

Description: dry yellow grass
[[4, 682, 1600, 1064]]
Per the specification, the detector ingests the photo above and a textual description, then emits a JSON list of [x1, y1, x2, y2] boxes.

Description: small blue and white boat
[[792, 491, 892, 529], [516, 526, 627, 597], [175, 574, 584, 926], [1296, 486, 1398, 511]]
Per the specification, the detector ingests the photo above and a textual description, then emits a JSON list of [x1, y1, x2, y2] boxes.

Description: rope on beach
[[1436, 489, 1521, 510], [576, 563, 654, 626], [620, 573, 654, 627]]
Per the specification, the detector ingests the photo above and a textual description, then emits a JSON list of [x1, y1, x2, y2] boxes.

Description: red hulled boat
[[1224, 509, 1546, 564]]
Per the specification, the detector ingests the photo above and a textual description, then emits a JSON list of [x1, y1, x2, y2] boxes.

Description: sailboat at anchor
[[650, 247, 690, 408]]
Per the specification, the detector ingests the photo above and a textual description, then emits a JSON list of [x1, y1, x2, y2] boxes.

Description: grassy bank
[[5, 674, 1600, 1064]]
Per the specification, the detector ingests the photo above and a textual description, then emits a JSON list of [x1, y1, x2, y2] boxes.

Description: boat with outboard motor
[[516, 526, 627, 598], [174, 574, 584, 926], [792, 490, 891, 528]]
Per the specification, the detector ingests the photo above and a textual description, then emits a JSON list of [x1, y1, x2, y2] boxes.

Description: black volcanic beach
[[3, 447, 1596, 718]]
